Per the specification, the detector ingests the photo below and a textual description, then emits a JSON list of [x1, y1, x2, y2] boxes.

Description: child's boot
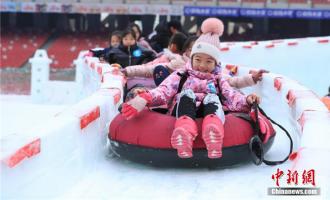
[[171, 116, 198, 158], [202, 114, 224, 159]]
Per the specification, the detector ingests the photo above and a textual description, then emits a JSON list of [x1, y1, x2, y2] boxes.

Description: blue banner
[[184, 7, 239, 17], [295, 9, 326, 19], [240, 8, 267, 18], [323, 10, 330, 19], [1, 2, 330, 19], [266, 9, 295, 18], [210, 7, 239, 17], [184, 6, 330, 19], [0, 2, 17, 12]]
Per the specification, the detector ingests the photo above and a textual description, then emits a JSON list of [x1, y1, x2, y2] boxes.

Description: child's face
[[185, 41, 195, 58], [132, 26, 140, 40], [168, 43, 178, 54], [111, 35, 120, 48], [122, 34, 136, 47], [192, 53, 217, 73]]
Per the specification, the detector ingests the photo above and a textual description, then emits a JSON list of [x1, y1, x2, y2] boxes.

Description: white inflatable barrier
[[220, 38, 330, 190], [29, 50, 80, 104], [1, 36, 329, 198], [1, 53, 125, 198], [224, 60, 329, 196]]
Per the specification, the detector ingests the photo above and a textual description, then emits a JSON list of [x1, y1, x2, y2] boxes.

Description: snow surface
[[0, 95, 69, 139], [1, 37, 330, 200]]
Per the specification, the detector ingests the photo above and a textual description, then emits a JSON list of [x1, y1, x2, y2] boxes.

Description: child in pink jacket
[[121, 32, 189, 85], [121, 18, 266, 159]]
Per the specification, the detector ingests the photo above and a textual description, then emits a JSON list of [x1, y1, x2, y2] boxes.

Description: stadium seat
[[0, 31, 49, 68], [47, 33, 108, 69]]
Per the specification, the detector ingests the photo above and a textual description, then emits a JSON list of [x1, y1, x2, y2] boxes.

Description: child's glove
[[121, 92, 152, 120], [249, 110, 271, 143], [246, 94, 261, 105], [125, 87, 148, 102], [251, 69, 269, 83]]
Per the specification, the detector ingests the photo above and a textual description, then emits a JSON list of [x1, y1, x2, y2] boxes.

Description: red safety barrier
[[3, 138, 41, 168], [286, 90, 296, 106], [317, 39, 329, 43], [242, 45, 252, 49], [80, 106, 100, 129], [286, 90, 318, 106], [287, 41, 298, 46], [110, 89, 122, 104], [274, 77, 283, 91], [265, 44, 275, 48], [97, 66, 103, 76], [91, 62, 96, 69]]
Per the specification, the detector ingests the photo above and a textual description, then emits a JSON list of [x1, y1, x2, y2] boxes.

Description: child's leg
[[171, 89, 198, 158], [201, 93, 225, 159], [153, 65, 170, 86]]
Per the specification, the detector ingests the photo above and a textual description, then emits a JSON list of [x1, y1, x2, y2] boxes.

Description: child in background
[[152, 35, 198, 86], [149, 22, 172, 53], [105, 29, 156, 68], [89, 31, 122, 60], [121, 18, 270, 159], [121, 32, 188, 86], [129, 23, 156, 53], [182, 35, 198, 59]]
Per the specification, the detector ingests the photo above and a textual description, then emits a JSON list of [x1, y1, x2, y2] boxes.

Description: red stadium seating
[[312, 0, 330, 4], [288, 0, 308, 3], [47, 33, 108, 68], [219, 0, 239, 2], [0, 31, 49, 68], [242, 0, 266, 3]]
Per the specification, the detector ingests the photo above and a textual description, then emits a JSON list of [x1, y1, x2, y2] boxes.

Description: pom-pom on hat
[[191, 18, 224, 64]]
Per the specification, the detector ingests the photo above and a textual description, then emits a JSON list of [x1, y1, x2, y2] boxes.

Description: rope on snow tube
[[249, 101, 293, 166]]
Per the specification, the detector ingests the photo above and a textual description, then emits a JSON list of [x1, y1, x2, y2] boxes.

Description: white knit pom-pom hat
[[191, 18, 224, 64]]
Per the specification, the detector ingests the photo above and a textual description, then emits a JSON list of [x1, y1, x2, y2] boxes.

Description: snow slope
[[1, 36, 330, 200], [219, 37, 330, 96]]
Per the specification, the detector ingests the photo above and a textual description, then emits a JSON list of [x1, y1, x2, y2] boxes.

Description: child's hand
[[111, 63, 122, 69], [246, 94, 261, 105], [125, 87, 147, 102], [121, 92, 152, 120], [251, 69, 269, 83]]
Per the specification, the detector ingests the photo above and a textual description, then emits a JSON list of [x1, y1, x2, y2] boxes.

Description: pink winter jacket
[[148, 69, 251, 114], [125, 49, 189, 77], [137, 37, 156, 54]]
